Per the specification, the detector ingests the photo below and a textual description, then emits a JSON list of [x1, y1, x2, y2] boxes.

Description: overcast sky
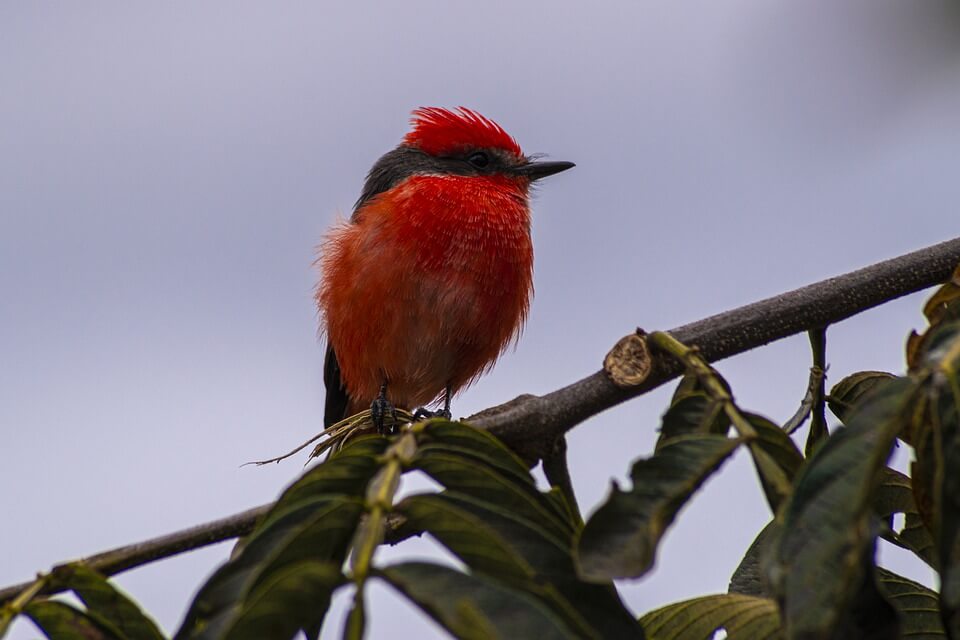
[[3, 3, 960, 638]]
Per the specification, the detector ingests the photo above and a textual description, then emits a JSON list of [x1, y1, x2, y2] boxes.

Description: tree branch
[[2, 236, 959, 606], [473, 237, 960, 461], [0, 505, 270, 606]]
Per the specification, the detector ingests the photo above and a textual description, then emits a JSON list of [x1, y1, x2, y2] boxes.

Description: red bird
[[317, 107, 573, 429]]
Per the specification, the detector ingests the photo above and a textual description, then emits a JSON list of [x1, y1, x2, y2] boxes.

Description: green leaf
[[220, 562, 343, 640], [642, 570, 944, 640], [827, 371, 898, 425], [728, 521, 778, 597], [24, 600, 119, 640], [639, 593, 781, 640], [415, 421, 575, 532], [175, 437, 387, 639], [576, 434, 741, 581], [921, 323, 960, 637], [378, 562, 584, 640], [413, 451, 573, 546], [410, 422, 642, 638], [874, 467, 937, 567], [742, 413, 803, 512], [397, 494, 536, 583], [877, 568, 945, 638], [417, 421, 537, 491], [768, 376, 916, 638], [656, 392, 729, 445], [44, 565, 164, 640]]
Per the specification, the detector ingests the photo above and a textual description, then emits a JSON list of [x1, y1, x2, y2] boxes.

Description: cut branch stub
[[603, 331, 653, 388]]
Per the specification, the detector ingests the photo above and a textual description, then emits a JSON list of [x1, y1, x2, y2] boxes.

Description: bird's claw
[[412, 407, 452, 422], [371, 396, 398, 434]]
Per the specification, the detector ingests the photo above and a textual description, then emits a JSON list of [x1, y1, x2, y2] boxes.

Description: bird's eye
[[467, 152, 490, 168]]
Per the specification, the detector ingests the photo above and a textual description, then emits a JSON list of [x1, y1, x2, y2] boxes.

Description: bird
[[316, 107, 574, 430]]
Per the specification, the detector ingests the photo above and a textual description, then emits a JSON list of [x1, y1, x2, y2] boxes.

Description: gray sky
[[3, 2, 959, 638]]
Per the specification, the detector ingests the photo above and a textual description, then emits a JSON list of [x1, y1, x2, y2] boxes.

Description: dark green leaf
[[379, 562, 584, 640], [46, 564, 164, 640], [408, 421, 642, 637], [175, 437, 386, 639], [827, 533, 899, 640], [874, 467, 936, 567], [924, 324, 960, 637], [639, 593, 781, 640], [742, 413, 803, 512], [405, 477, 640, 635], [397, 494, 536, 583], [220, 562, 343, 640], [877, 568, 945, 638], [768, 376, 916, 638], [576, 434, 741, 581], [827, 371, 899, 425], [417, 421, 535, 487], [413, 452, 572, 544], [415, 421, 575, 530], [656, 392, 729, 445], [25, 600, 118, 640], [729, 521, 778, 597]]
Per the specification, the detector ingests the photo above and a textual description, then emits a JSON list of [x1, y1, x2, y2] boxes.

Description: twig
[[805, 327, 829, 455], [783, 362, 827, 435], [541, 436, 582, 523], [1, 236, 959, 606]]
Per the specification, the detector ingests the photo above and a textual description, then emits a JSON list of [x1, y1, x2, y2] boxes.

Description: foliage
[[4, 266, 960, 639]]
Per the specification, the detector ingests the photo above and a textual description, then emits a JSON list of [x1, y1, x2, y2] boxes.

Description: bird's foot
[[371, 395, 398, 435], [412, 406, 452, 421]]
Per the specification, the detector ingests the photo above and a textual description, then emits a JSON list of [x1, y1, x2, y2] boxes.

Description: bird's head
[[354, 107, 574, 212]]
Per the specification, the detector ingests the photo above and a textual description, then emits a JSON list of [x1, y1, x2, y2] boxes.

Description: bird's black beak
[[517, 160, 575, 181]]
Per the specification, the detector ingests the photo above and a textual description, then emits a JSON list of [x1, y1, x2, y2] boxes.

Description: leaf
[[826, 533, 900, 640], [175, 436, 387, 639], [873, 467, 937, 567], [728, 521, 778, 597], [410, 422, 642, 638], [639, 593, 781, 640], [417, 421, 537, 490], [415, 421, 575, 531], [219, 562, 343, 640], [645, 570, 945, 639], [923, 324, 960, 636], [397, 494, 536, 584], [576, 434, 741, 581], [827, 371, 899, 425], [378, 562, 583, 640], [767, 376, 916, 638], [413, 449, 572, 545], [741, 413, 803, 512], [908, 263, 960, 370], [24, 600, 119, 640], [904, 320, 960, 635], [656, 392, 729, 445], [877, 568, 945, 638], [30, 564, 164, 640]]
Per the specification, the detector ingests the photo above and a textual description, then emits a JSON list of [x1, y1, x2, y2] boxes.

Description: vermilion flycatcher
[[317, 107, 574, 429]]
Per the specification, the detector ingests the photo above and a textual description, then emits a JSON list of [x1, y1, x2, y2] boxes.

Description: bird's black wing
[[323, 345, 350, 428]]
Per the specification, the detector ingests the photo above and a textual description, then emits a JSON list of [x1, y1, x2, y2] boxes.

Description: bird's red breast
[[318, 172, 533, 412]]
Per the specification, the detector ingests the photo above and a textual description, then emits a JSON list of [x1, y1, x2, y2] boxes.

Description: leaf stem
[[346, 431, 418, 638], [648, 332, 757, 439], [0, 574, 48, 637]]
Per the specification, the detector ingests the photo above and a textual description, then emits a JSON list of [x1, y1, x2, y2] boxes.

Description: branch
[[473, 237, 960, 461], [0, 505, 271, 606], [2, 236, 958, 606]]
